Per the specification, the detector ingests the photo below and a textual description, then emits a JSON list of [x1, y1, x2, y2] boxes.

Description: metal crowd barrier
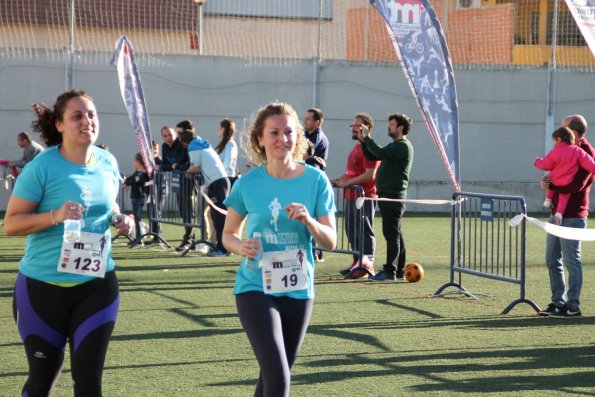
[[324, 185, 371, 276], [1, 167, 16, 192], [111, 180, 134, 244], [149, 170, 213, 255], [115, 171, 369, 265], [432, 192, 540, 314]]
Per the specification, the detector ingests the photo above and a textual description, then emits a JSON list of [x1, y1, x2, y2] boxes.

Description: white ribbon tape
[[200, 187, 228, 216], [509, 213, 595, 241], [355, 196, 459, 209]]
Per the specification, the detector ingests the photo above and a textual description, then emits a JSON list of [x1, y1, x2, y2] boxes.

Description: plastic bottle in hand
[[63, 219, 81, 242], [247, 232, 263, 269]]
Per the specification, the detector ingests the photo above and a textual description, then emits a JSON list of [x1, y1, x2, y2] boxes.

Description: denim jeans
[[545, 216, 586, 309]]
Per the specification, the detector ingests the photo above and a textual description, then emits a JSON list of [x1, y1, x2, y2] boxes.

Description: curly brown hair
[[242, 102, 307, 166], [31, 89, 93, 147]]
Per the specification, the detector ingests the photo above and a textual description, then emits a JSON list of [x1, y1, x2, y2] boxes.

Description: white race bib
[[261, 249, 310, 294], [57, 231, 110, 278]]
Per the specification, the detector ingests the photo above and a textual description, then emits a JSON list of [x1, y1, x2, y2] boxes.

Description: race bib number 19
[[261, 249, 310, 294]]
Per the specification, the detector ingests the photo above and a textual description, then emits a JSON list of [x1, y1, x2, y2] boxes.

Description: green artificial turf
[[0, 214, 593, 396]]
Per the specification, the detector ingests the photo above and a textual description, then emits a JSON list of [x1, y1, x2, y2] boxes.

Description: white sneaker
[[196, 243, 211, 254], [543, 199, 552, 209]]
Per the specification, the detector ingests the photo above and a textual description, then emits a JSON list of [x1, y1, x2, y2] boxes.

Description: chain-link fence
[[1, 0, 593, 71]]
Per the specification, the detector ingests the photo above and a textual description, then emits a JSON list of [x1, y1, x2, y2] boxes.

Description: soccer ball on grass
[[404, 262, 424, 283]]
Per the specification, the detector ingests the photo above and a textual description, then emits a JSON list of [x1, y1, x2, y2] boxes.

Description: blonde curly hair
[[241, 102, 308, 166]]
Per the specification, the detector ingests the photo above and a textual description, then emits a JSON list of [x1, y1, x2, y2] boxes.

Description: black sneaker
[[369, 270, 396, 282], [128, 239, 143, 248], [144, 237, 160, 246], [549, 306, 582, 319], [175, 240, 190, 252], [339, 267, 352, 276], [539, 303, 564, 317]]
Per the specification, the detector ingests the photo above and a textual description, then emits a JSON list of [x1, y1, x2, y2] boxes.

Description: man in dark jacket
[[160, 125, 193, 250], [360, 113, 414, 281]]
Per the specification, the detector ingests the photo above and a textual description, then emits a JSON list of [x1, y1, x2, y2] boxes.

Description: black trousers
[[344, 199, 376, 262], [13, 271, 119, 397], [207, 177, 230, 252], [378, 197, 406, 276], [236, 291, 313, 397]]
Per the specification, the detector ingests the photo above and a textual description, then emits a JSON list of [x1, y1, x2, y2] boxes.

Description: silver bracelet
[[50, 209, 58, 225]]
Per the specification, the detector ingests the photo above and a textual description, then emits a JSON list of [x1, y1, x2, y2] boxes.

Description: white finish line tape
[[355, 196, 459, 209], [509, 214, 595, 241]]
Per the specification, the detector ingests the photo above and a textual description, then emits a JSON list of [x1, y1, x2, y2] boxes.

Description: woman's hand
[[284, 203, 313, 226], [285, 203, 336, 251], [55, 201, 83, 223], [238, 238, 262, 259]]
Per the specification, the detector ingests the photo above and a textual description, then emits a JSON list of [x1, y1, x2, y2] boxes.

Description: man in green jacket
[[359, 113, 414, 281]]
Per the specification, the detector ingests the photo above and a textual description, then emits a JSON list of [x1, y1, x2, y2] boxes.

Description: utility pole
[[67, 0, 75, 89], [195, 0, 207, 55]]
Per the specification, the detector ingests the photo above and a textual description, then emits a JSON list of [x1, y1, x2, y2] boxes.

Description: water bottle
[[63, 219, 82, 242], [247, 232, 263, 269]]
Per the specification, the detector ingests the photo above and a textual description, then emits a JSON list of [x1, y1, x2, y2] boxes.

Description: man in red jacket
[[539, 114, 591, 318]]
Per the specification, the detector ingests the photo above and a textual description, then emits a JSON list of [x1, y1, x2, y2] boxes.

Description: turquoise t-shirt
[[12, 146, 120, 283], [224, 164, 335, 299]]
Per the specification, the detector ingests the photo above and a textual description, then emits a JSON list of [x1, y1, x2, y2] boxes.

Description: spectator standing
[[303, 108, 330, 262], [192, 117, 240, 254], [360, 113, 414, 282], [144, 140, 163, 245], [123, 152, 150, 247], [6, 131, 45, 171], [215, 117, 239, 183], [160, 125, 192, 250], [303, 108, 329, 161], [179, 129, 230, 257], [539, 114, 592, 318], [534, 126, 595, 225], [333, 113, 380, 278]]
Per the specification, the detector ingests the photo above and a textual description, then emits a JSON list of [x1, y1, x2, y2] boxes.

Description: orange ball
[[404, 262, 424, 283]]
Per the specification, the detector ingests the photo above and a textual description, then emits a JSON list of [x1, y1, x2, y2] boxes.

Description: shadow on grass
[[323, 312, 595, 331], [111, 327, 242, 342], [208, 345, 595, 394], [376, 299, 443, 319], [114, 262, 237, 272], [0, 254, 23, 264], [294, 345, 595, 394], [117, 279, 234, 293]]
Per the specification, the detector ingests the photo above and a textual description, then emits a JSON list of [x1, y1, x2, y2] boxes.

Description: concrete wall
[[1, 51, 594, 212]]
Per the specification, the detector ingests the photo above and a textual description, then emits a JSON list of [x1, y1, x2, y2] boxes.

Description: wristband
[[50, 209, 58, 225]]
